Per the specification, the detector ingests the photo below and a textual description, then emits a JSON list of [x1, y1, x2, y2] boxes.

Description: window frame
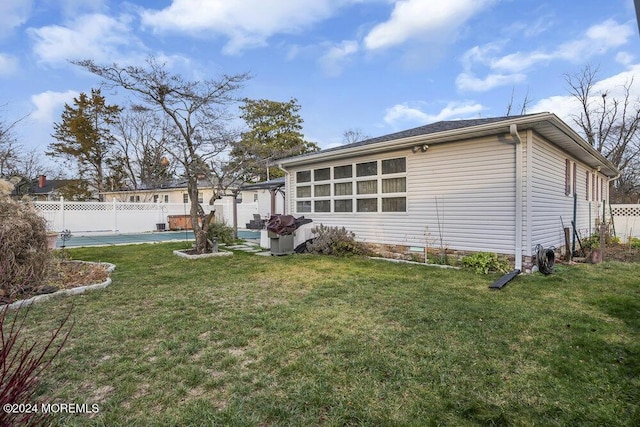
[[293, 156, 408, 214]]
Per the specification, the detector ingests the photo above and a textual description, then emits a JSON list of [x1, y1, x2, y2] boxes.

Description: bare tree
[[505, 86, 532, 116], [0, 108, 28, 176], [342, 128, 369, 144], [565, 65, 640, 202], [74, 57, 250, 253], [113, 105, 175, 191]]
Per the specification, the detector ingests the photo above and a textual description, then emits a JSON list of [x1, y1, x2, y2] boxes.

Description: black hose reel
[[535, 244, 556, 275]]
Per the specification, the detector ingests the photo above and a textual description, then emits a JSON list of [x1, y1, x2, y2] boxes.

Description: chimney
[[38, 175, 46, 189]]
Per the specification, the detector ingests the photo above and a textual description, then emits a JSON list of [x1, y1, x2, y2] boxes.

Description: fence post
[[113, 197, 118, 232], [59, 196, 65, 231]]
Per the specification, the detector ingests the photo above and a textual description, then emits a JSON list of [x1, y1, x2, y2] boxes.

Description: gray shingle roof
[[290, 115, 533, 161]]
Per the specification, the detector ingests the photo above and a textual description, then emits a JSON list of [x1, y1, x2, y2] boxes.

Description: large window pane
[[334, 199, 353, 212], [334, 165, 352, 179], [382, 197, 406, 212], [314, 184, 330, 197], [296, 201, 311, 212], [314, 200, 330, 212], [382, 157, 406, 174], [357, 180, 377, 194], [334, 182, 352, 196], [296, 170, 311, 183], [296, 186, 311, 198], [356, 161, 377, 177], [357, 198, 377, 212], [314, 168, 330, 181], [382, 177, 406, 193]]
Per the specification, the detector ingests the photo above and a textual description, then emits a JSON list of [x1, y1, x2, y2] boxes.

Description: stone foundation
[[363, 242, 538, 272]]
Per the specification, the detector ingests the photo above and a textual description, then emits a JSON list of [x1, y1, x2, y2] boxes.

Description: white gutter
[[510, 124, 523, 271]]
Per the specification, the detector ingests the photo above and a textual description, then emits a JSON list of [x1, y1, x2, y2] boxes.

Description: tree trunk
[[187, 177, 206, 253]]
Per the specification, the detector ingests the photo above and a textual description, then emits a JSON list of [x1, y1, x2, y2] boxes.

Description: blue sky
[[1, 0, 639, 173]]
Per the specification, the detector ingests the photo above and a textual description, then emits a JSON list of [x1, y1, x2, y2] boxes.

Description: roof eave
[[279, 112, 620, 178], [279, 113, 553, 168]]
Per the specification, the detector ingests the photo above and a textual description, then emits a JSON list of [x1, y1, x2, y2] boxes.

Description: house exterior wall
[[285, 135, 519, 258], [102, 188, 218, 205], [529, 132, 609, 254]]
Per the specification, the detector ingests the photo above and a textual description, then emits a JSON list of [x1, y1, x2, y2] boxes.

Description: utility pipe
[[510, 124, 523, 271], [278, 164, 289, 215]]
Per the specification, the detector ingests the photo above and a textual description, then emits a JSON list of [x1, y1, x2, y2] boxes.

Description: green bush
[[461, 252, 511, 274], [582, 233, 600, 250], [206, 221, 235, 245], [306, 225, 367, 256], [630, 237, 640, 249]]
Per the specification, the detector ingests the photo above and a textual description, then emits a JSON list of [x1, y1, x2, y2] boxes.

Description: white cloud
[[0, 53, 19, 77], [0, 0, 32, 38], [28, 13, 140, 66], [364, 0, 495, 51], [384, 101, 484, 126], [140, 0, 359, 55], [616, 52, 635, 66], [30, 90, 79, 123], [456, 72, 526, 92], [457, 19, 636, 92], [319, 40, 359, 76]]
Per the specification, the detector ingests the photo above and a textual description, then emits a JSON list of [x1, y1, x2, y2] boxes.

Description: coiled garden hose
[[535, 244, 556, 275]]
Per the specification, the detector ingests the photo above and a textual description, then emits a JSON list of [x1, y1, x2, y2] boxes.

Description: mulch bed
[[1, 261, 111, 304]]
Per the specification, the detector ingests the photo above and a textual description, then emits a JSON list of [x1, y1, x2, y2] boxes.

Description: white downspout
[[278, 164, 289, 215], [510, 124, 523, 271]]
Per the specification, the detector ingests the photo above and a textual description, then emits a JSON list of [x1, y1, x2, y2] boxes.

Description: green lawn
[[14, 243, 640, 426]]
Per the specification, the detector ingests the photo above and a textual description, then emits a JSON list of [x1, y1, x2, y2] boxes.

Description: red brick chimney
[[38, 175, 46, 188]]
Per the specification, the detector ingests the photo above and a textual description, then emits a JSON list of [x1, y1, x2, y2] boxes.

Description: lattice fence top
[[611, 205, 640, 217], [32, 202, 60, 211]]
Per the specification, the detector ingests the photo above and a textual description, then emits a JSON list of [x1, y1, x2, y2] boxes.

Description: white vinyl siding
[[530, 134, 603, 252], [286, 135, 518, 255]]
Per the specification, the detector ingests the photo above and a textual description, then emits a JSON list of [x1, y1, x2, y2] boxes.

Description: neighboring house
[[11, 175, 89, 201], [101, 179, 219, 204], [278, 113, 619, 270]]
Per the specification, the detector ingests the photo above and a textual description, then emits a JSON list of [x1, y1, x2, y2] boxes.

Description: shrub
[[206, 221, 235, 245], [306, 225, 367, 256], [630, 237, 640, 249], [0, 304, 73, 426], [462, 252, 511, 274], [0, 200, 52, 299]]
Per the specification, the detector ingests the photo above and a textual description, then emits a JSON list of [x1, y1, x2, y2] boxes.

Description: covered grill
[[266, 214, 312, 255]]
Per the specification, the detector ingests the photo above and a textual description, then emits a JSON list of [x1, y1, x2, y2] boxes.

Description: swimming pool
[[54, 229, 261, 248]]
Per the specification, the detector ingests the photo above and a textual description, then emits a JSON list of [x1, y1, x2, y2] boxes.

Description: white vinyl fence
[[32, 198, 214, 235], [611, 204, 640, 242]]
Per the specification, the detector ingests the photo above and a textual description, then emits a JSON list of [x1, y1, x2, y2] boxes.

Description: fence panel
[[31, 199, 210, 234], [610, 204, 640, 242]]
